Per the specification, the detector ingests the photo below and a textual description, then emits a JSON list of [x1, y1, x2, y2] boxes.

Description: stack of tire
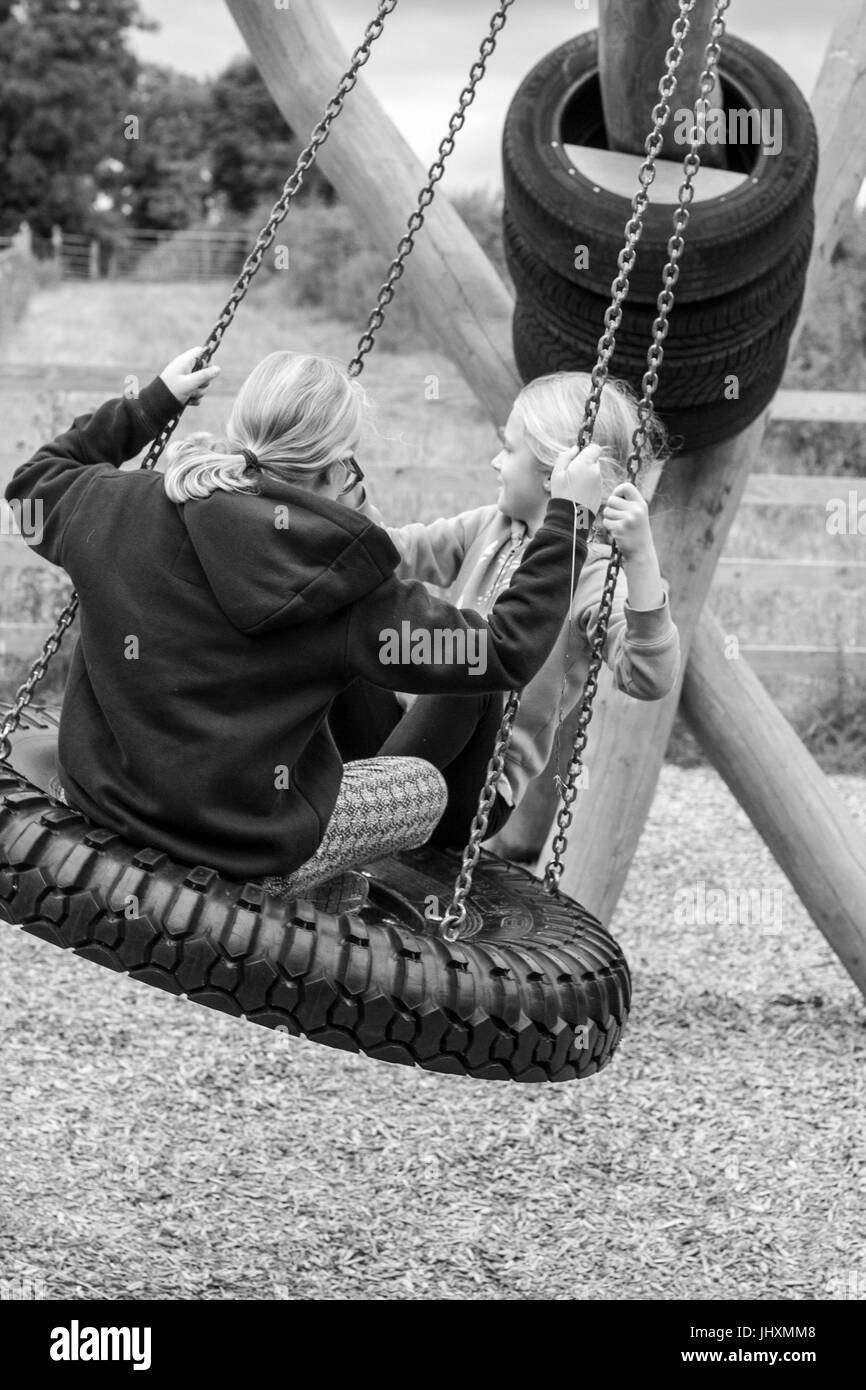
[[502, 32, 817, 452]]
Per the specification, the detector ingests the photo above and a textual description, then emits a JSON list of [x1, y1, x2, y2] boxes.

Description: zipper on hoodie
[[477, 523, 529, 612]]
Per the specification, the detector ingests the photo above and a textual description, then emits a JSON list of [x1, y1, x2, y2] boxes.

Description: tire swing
[[0, 0, 712, 1085]]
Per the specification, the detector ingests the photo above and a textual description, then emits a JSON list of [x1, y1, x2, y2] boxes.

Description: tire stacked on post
[[502, 32, 818, 452]]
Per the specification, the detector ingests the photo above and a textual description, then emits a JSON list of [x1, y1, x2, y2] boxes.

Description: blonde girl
[[331, 371, 681, 845]]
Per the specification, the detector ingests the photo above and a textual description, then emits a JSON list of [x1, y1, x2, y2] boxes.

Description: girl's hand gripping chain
[[160, 347, 222, 407], [601, 481, 665, 611], [600, 481, 653, 561], [549, 442, 604, 525]]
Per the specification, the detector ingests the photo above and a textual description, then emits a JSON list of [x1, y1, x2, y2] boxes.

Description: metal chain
[[542, 0, 731, 896], [0, 0, 400, 763], [347, 0, 517, 377], [433, 0, 726, 939]]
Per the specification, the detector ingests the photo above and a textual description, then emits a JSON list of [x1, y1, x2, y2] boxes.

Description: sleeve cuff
[[543, 497, 595, 534], [136, 376, 184, 433], [495, 771, 515, 807], [624, 589, 675, 640]]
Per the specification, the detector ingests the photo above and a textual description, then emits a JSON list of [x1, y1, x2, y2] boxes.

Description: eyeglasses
[[335, 454, 365, 497]]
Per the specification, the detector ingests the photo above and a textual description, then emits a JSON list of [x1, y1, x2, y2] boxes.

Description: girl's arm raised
[[4, 349, 219, 569], [346, 497, 593, 696], [4, 378, 181, 568], [384, 510, 482, 587]]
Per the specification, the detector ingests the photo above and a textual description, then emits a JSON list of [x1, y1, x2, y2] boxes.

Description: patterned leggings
[[262, 756, 447, 897], [49, 758, 448, 898]]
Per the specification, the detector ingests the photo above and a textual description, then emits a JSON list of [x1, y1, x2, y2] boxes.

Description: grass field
[[0, 280, 864, 1302]]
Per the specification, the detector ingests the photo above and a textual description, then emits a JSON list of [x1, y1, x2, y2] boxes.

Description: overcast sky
[[131, 0, 849, 191]]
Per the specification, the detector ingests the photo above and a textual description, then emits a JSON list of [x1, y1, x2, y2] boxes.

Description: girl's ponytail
[[162, 432, 262, 502], [161, 352, 367, 504]]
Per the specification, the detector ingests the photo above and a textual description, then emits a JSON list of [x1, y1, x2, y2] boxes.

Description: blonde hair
[[512, 372, 668, 537], [162, 351, 366, 503]]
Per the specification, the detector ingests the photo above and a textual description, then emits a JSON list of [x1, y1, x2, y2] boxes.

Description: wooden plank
[[0, 363, 479, 401], [741, 474, 866, 508], [715, 558, 866, 590], [6, 370, 865, 428], [740, 645, 866, 677], [561, 144, 745, 202], [681, 610, 866, 996], [770, 391, 866, 424], [6, 368, 860, 430]]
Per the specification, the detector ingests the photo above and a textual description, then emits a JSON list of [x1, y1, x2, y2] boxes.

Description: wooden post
[[598, 0, 726, 165], [15, 222, 32, 257], [680, 610, 866, 996], [225, 0, 520, 426]]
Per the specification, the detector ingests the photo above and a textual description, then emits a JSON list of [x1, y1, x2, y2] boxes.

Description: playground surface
[[1, 764, 863, 1301]]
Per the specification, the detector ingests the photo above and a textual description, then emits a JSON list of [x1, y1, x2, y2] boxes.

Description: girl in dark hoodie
[[6, 348, 602, 910]]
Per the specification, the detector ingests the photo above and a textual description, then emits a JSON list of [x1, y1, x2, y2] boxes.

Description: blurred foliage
[[228, 187, 513, 352], [97, 65, 213, 233], [208, 59, 334, 217], [0, 0, 150, 238]]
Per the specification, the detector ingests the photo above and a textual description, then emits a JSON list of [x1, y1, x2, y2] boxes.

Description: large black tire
[[502, 31, 818, 304], [512, 294, 796, 453], [0, 707, 631, 1084], [502, 29, 815, 451], [503, 205, 815, 380]]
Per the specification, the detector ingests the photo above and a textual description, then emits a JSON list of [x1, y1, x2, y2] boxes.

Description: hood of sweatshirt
[[181, 476, 401, 635]]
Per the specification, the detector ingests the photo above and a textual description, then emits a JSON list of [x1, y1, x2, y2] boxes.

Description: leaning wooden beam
[[680, 610, 866, 996], [224, 0, 520, 424]]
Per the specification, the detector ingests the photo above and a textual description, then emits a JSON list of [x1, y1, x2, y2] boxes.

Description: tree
[[0, 0, 151, 237], [208, 57, 334, 217], [98, 65, 213, 232]]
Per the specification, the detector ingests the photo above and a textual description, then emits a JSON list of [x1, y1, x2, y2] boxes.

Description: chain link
[[542, 0, 731, 896], [0, 0, 400, 763], [348, 0, 517, 377]]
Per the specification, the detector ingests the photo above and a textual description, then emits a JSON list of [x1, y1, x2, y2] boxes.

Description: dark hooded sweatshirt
[[6, 377, 592, 878]]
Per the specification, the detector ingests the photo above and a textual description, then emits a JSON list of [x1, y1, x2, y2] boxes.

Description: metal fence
[[0, 224, 35, 339], [32, 227, 250, 282]]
